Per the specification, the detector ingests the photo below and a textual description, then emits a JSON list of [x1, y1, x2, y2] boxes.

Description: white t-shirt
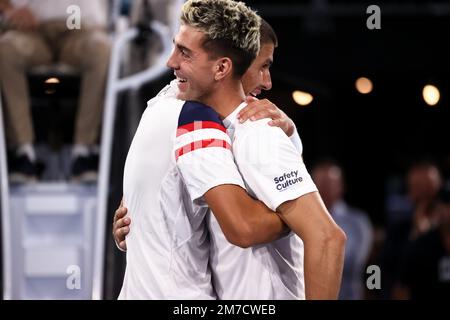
[[118, 82, 245, 299], [208, 103, 318, 300]]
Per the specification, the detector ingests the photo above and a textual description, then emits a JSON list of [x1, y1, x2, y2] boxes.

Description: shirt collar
[[222, 102, 247, 130]]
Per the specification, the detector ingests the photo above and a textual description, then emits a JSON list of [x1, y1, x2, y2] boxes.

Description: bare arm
[[112, 186, 290, 251], [204, 184, 289, 248], [277, 191, 346, 300]]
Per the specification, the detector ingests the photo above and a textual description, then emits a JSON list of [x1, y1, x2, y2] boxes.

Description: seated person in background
[[312, 160, 373, 300], [407, 161, 444, 239], [0, 0, 111, 182]]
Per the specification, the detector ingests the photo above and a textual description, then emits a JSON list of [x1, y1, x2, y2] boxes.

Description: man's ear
[[214, 57, 233, 81]]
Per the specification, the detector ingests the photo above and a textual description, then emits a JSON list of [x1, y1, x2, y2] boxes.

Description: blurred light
[[423, 84, 440, 106], [45, 77, 60, 84], [292, 90, 313, 106], [45, 77, 60, 94], [355, 77, 373, 94]]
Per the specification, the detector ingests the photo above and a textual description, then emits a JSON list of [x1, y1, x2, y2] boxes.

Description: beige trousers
[[0, 20, 111, 146]]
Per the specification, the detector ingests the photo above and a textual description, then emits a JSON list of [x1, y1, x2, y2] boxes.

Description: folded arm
[[204, 184, 289, 248]]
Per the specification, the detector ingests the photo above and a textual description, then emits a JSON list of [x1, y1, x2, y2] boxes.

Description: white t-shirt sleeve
[[289, 125, 303, 154], [233, 119, 317, 211], [175, 101, 245, 206]]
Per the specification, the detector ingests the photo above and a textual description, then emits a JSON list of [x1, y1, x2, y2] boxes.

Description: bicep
[[277, 191, 338, 243]]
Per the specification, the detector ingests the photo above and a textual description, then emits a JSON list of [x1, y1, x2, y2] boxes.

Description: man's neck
[[202, 80, 246, 119]]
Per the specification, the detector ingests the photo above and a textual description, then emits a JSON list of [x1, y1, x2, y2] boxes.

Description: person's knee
[[84, 31, 111, 60], [0, 31, 34, 63], [0, 32, 20, 60]]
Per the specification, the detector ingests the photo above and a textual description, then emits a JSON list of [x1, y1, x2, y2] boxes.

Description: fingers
[[238, 99, 280, 123], [113, 206, 127, 224], [115, 228, 129, 250], [113, 206, 128, 244], [269, 118, 295, 137], [115, 216, 131, 229], [267, 118, 288, 133], [113, 198, 130, 249], [249, 110, 274, 121], [237, 96, 260, 121], [268, 118, 281, 127], [118, 240, 127, 251], [115, 225, 130, 238], [237, 98, 295, 136], [114, 223, 130, 246]]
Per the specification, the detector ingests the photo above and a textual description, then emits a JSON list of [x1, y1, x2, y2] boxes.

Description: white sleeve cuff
[[289, 126, 303, 154]]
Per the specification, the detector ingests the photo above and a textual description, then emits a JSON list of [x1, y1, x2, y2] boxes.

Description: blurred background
[[0, 0, 449, 300]]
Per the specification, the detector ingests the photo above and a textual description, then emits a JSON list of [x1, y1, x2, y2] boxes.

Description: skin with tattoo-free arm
[[113, 187, 290, 250], [277, 192, 346, 299]]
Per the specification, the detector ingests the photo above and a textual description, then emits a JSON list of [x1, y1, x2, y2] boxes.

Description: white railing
[[0, 88, 13, 299]]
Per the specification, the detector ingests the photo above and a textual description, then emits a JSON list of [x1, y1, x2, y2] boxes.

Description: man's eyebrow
[[172, 39, 192, 54]]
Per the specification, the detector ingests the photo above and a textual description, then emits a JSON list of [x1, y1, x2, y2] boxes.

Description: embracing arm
[[112, 185, 289, 251], [277, 191, 346, 300], [204, 184, 289, 248]]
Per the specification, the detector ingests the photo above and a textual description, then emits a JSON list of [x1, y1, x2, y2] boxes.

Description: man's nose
[[262, 71, 272, 90], [166, 49, 178, 69]]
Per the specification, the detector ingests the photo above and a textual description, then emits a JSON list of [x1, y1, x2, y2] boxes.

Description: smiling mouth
[[174, 72, 187, 83]]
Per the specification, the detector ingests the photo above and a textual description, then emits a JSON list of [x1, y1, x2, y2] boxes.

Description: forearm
[[205, 185, 289, 248], [303, 234, 345, 299], [277, 192, 346, 299], [244, 199, 290, 246]]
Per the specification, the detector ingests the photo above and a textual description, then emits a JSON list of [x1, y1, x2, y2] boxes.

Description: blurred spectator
[[379, 160, 444, 298], [408, 161, 443, 238], [312, 160, 373, 300], [392, 191, 450, 299], [0, 0, 111, 182]]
